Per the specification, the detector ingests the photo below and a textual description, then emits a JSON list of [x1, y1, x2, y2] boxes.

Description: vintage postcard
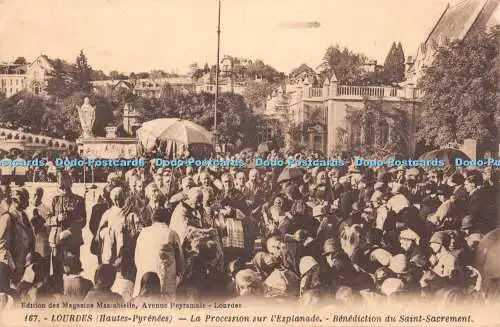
[[0, 0, 498, 326]]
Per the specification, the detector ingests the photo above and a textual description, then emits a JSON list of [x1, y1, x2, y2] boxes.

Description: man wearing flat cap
[[399, 228, 429, 261], [321, 238, 357, 289], [428, 231, 457, 278]]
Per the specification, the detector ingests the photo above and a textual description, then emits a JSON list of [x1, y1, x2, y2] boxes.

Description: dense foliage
[[417, 27, 499, 147]]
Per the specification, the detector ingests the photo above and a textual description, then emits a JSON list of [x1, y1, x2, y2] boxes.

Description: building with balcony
[[267, 74, 421, 156]]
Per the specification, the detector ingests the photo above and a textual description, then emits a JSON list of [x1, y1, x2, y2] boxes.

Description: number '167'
[[25, 314, 39, 322]]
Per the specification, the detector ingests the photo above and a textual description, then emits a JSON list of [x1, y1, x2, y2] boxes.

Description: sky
[[0, 0, 452, 75]]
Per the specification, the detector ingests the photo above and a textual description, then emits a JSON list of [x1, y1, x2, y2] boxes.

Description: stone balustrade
[[296, 84, 421, 100], [308, 87, 323, 98], [0, 127, 77, 152]]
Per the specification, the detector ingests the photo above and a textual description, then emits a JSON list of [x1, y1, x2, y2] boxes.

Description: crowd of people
[[0, 148, 499, 313], [0, 154, 117, 184]]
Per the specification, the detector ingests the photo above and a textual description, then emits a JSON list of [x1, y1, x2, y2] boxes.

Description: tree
[[189, 62, 199, 73], [111, 86, 137, 111], [382, 42, 406, 83], [90, 70, 108, 81], [134, 88, 263, 148], [344, 100, 411, 157], [246, 60, 282, 84], [46, 59, 74, 101], [136, 72, 150, 79], [243, 80, 274, 110], [150, 70, 167, 79], [0, 92, 46, 133], [289, 64, 316, 81], [396, 42, 405, 77], [212, 93, 260, 146], [318, 45, 368, 84], [108, 71, 128, 80], [417, 28, 499, 148], [287, 105, 325, 145], [55, 92, 115, 138], [109, 71, 120, 80], [189, 63, 205, 80], [72, 50, 93, 94], [13, 57, 27, 65], [192, 69, 206, 81]]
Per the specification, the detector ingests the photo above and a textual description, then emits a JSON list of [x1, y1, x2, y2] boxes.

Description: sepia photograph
[[0, 0, 499, 326]]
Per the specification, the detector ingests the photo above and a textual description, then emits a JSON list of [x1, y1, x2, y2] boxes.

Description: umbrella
[[418, 148, 470, 165], [277, 167, 303, 183], [257, 141, 276, 153], [137, 118, 213, 155], [474, 228, 500, 283]]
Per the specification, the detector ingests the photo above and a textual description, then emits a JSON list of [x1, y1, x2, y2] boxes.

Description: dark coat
[[89, 201, 110, 236], [419, 195, 441, 221], [467, 188, 491, 232], [49, 192, 86, 254]]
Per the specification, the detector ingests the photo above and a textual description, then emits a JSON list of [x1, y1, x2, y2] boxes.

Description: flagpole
[[214, 0, 221, 143]]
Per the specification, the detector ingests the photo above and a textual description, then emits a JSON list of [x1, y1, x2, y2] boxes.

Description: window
[[33, 82, 41, 95], [350, 122, 361, 146], [363, 120, 376, 147], [378, 120, 390, 145], [314, 135, 322, 151]]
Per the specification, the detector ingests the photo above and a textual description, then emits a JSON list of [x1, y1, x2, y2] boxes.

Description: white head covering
[[389, 254, 409, 274], [388, 194, 410, 214], [264, 269, 300, 298], [299, 256, 319, 276], [380, 278, 405, 296], [399, 228, 421, 246], [370, 190, 384, 203], [370, 248, 392, 267]]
